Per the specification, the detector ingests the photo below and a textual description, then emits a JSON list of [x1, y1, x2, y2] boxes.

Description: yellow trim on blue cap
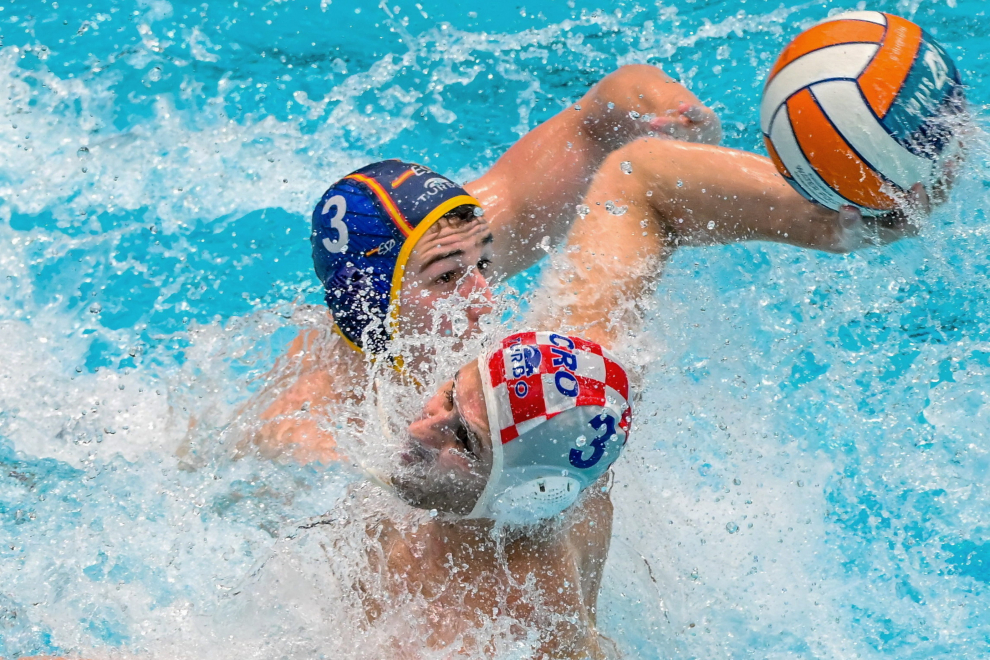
[[331, 321, 364, 354], [387, 194, 481, 341]]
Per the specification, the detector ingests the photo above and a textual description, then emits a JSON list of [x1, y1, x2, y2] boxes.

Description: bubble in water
[[604, 200, 627, 216], [707, 221, 715, 230], [725, 522, 739, 534], [429, 509, 438, 518], [88, 303, 102, 314], [576, 204, 590, 218], [628, 110, 640, 119], [607, 101, 615, 109], [575, 435, 587, 447], [620, 161, 632, 175]]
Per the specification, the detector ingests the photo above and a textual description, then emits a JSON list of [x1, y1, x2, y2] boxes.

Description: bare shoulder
[[243, 314, 359, 464]]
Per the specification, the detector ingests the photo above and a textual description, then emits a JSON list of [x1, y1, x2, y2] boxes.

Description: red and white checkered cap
[[482, 331, 632, 446]]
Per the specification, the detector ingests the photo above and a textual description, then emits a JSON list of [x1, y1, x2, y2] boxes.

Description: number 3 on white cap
[[570, 413, 616, 469], [321, 195, 349, 254]]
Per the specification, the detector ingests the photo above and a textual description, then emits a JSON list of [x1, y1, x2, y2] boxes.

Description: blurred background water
[[1, 0, 989, 657]]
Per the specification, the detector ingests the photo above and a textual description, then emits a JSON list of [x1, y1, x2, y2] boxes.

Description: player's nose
[[460, 270, 493, 324], [408, 393, 458, 449]]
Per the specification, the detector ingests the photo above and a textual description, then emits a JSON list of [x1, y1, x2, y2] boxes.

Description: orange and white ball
[[761, 11, 964, 216]]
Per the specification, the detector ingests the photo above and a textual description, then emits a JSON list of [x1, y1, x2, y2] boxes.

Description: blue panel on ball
[[880, 31, 964, 158]]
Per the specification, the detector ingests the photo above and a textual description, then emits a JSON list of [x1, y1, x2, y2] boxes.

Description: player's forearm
[[642, 142, 855, 253]]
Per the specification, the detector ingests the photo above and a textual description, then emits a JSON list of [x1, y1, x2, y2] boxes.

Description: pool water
[[1, 0, 989, 657]]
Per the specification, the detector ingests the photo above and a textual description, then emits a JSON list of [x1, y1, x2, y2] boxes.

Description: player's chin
[[391, 457, 486, 516]]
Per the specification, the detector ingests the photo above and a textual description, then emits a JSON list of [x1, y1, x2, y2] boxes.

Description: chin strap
[[464, 345, 503, 519]]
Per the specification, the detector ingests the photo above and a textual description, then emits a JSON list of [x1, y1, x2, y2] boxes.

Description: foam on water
[[2, 0, 990, 657]]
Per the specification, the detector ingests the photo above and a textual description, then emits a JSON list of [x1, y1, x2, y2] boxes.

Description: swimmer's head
[[391, 356, 495, 515], [311, 160, 492, 356], [391, 332, 633, 525]]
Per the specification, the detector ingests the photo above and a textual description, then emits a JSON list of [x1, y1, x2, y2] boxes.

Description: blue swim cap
[[311, 160, 481, 354]]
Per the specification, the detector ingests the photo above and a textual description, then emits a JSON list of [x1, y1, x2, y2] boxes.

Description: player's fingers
[[647, 115, 679, 136], [839, 205, 861, 231], [680, 103, 710, 123], [866, 203, 920, 243], [835, 205, 868, 250], [908, 182, 931, 216]]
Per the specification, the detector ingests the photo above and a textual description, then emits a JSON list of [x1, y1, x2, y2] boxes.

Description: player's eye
[[435, 269, 459, 285], [454, 423, 477, 461]]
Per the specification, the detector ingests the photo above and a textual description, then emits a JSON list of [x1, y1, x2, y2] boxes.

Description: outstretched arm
[[536, 138, 927, 348], [465, 64, 722, 280]]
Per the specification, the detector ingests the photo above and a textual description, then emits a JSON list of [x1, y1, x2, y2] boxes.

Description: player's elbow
[[603, 64, 671, 88]]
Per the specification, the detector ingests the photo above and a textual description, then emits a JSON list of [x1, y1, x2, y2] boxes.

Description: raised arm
[[465, 65, 722, 280], [534, 137, 925, 347]]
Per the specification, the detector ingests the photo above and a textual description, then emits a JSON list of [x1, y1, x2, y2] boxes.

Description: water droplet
[[707, 221, 716, 230], [89, 303, 102, 314], [628, 110, 640, 119], [429, 509, 438, 518], [733, 478, 741, 486], [77, 146, 89, 158], [575, 435, 587, 447], [576, 204, 590, 218], [574, 104, 581, 111], [676, 179, 684, 188], [607, 101, 615, 109], [797, 480, 804, 487], [620, 161, 633, 175], [604, 200, 627, 216], [726, 522, 739, 534], [646, 190, 653, 197], [104, 427, 117, 435]]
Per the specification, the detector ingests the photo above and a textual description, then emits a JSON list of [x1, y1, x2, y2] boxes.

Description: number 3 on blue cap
[[570, 413, 616, 469], [321, 195, 349, 254]]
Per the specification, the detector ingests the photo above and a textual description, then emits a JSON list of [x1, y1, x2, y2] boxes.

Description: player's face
[[400, 209, 495, 347], [391, 359, 494, 515]]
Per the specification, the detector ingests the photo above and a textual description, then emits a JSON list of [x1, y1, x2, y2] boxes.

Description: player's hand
[[648, 103, 722, 145], [837, 183, 930, 249]]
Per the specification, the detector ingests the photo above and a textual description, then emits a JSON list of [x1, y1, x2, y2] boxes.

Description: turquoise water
[[1, 0, 989, 657]]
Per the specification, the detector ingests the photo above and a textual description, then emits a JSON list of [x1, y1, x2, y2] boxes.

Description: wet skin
[[390, 359, 494, 515], [355, 363, 616, 659], [247, 59, 940, 463]]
